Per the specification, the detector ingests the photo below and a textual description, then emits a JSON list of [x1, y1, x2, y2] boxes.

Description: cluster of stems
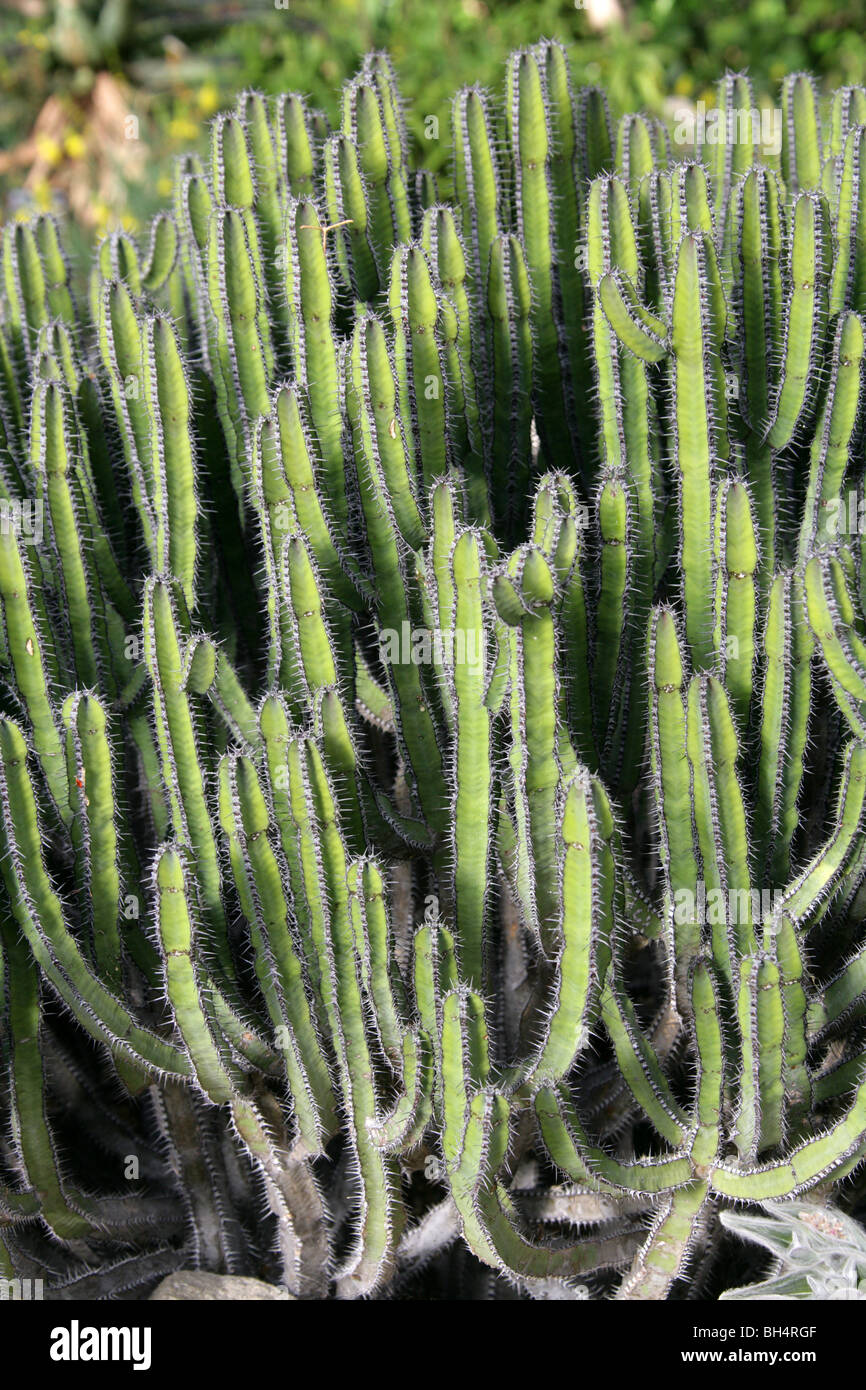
[[3, 48, 866, 1300]]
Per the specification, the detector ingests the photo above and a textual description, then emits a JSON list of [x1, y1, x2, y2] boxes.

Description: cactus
[[5, 48, 866, 1304]]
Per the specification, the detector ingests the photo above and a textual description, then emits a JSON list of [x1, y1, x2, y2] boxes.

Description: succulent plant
[[3, 42, 866, 1301]]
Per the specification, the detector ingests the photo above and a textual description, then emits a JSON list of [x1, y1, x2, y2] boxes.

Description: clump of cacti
[[3, 45, 866, 1301]]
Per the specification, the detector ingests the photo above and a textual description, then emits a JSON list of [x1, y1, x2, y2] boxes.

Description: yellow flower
[[157, 175, 173, 198], [121, 213, 139, 232], [674, 74, 693, 96], [17, 28, 48, 49], [197, 82, 220, 117], [35, 133, 62, 168], [92, 201, 111, 231], [63, 132, 87, 160], [169, 117, 199, 143]]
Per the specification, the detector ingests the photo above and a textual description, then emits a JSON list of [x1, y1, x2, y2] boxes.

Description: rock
[[150, 1272, 292, 1301]]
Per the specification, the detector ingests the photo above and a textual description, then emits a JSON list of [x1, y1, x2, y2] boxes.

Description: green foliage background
[[1, 0, 865, 235]]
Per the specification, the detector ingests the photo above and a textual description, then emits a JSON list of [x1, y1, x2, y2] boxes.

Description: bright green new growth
[[4, 46, 866, 1304]]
